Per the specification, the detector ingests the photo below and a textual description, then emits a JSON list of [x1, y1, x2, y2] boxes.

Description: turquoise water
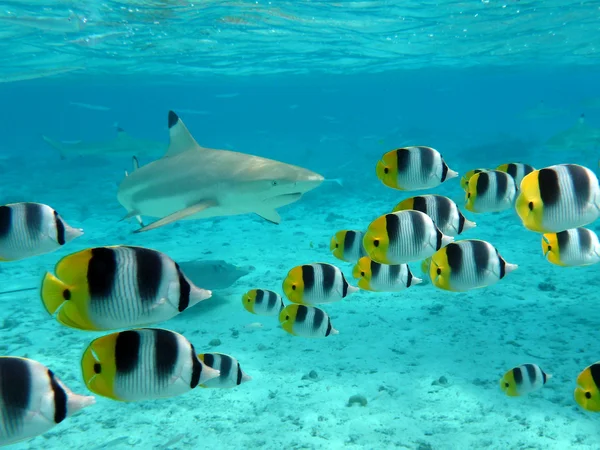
[[1, 2, 600, 449]]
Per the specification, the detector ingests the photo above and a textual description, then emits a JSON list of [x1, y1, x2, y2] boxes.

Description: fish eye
[[247, 299, 251, 302], [384, 167, 389, 174], [360, 271, 365, 276], [586, 391, 592, 399], [504, 382, 509, 388], [285, 315, 289, 320], [335, 243, 339, 248], [292, 285, 296, 290], [271, 180, 278, 186], [93, 363, 101, 374], [63, 289, 71, 300], [436, 268, 441, 275], [547, 245, 551, 251], [528, 201, 534, 211], [373, 239, 380, 247], [467, 193, 471, 198]]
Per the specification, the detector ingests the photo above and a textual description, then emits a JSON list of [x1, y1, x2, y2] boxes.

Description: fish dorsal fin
[[164, 110, 203, 157]]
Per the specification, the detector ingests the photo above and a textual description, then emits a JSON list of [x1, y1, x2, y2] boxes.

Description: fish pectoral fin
[[134, 200, 217, 233], [254, 208, 281, 224]]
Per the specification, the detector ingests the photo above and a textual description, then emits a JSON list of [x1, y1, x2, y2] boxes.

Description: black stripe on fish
[[154, 329, 179, 383], [538, 168, 561, 207], [312, 307, 325, 331], [513, 366, 523, 386], [219, 355, 232, 381], [506, 163, 518, 180], [343, 231, 357, 256], [476, 172, 490, 197], [342, 275, 349, 297], [524, 364, 537, 383], [133, 247, 163, 304], [325, 319, 332, 337], [435, 196, 452, 230], [590, 364, 600, 391], [175, 264, 190, 312], [24, 203, 43, 237], [237, 365, 243, 385], [295, 305, 308, 324], [48, 369, 67, 424], [495, 172, 509, 202], [566, 164, 591, 207], [497, 249, 506, 279], [445, 242, 463, 273], [441, 161, 449, 182], [395, 148, 411, 174], [412, 196, 428, 215], [557, 230, 571, 253], [320, 264, 336, 295], [388, 264, 401, 282], [190, 344, 201, 388], [371, 259, 381, 279], [419, 147, 435, 177], [435, 228, 443, 250], [301, 265, 316, 293], [385, 213, 400, 245], [542, 369, 547, 384], [255, 289, 265, 305], [457, 212, 466, 234], [0, 357, 30, 437], [577, 228, 593, 254], [88, 247, 118, 298], [409, 210, 428, 245], [523, 164, 535, 177], [115, 330, 140, 374], [53, 211, 66, 245], [471, 240, 491, 278], [406, 267, 413, 287], [0, 206, 11, 239], [267, 290, 277, 310]]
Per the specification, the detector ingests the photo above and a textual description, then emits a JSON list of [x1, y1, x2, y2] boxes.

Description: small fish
[[279, 304, 338, 338], [69, 102, 111, 111], [574, 362, 600, 412], [393, 194, 476, 237], [197, 353, 252, 388], [516, 164, 600, 233], [282, 263, 358, 305], [429, 239, 518, 292], [214, 92, 239, 98], [500, 364, 551, 397], [0, 202, 83, 261], [81, 328, 220, 402], [330, 230, 368, 262], [542, 227, 600, 267], [242, 289, 284, 316], [496, 163, 535, 190], [460, 168, 488, 191], [0, 357, 94, 447], [352, 256, 421, 292], [363, 210, 454, 264], [376, 146, 458, 191], [41, 245, 212, 331], [465, 170, 517, 213]]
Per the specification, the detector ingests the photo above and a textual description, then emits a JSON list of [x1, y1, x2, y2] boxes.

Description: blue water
[[1, 4, 600, 449]]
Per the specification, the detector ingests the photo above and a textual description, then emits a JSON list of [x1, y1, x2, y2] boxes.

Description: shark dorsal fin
[[164, 110, 202, 157]]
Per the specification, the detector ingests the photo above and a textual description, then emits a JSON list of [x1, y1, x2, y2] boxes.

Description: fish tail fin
[[40, 272, 68, 315], [41, 135, 66, 159]]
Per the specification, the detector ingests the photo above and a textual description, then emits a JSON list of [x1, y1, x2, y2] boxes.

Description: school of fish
[[1, 116, 600, 446]]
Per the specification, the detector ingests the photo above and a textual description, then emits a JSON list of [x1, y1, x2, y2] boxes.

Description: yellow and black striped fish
[[242, 289, 284, 316], [542, 227, 600, 267], [41, 245, 212, 331], [363, 210, 454, 265], [496, 162, 535, 189], [460, 168, 488, 191], [81, 328, 220, 402], [465, 170, 517, 213], [197, 353, 252, 389], [429, 239, 518, 292], [330, 230, 367, 262], [516, 164, 600, 233], [352, 256, 421, 292], [376, 146, 458, 191], [282, 262, 358, 305], [279, 304, 338, 338], [500, 363, 551, 397], [0, 202, 82, 261], [393, 194, 476, 237], [0, 357, 94, 447], [575, 362, 600, 412]]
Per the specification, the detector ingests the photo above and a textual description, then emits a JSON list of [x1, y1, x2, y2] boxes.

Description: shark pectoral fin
[[134, 200, 217, 233], [163, 111, 203, 157], [254, 209, 281, 224]]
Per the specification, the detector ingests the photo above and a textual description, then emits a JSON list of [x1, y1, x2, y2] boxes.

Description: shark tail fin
[[41, 135, 66, 159]]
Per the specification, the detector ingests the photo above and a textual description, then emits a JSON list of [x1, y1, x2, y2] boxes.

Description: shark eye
[[271, 180, 278, 186]]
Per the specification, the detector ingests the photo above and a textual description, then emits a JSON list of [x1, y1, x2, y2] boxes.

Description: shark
[[42, 126, 167, 159], [117, 110, 325, 233], [544, 114, 600, 152]]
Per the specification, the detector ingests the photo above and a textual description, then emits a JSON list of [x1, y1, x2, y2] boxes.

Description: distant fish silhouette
[[519, 100, 567, 120], [544, 114, 600, 152], [117, 110, 324, 232], [69, 102, 111, 111], [42, 125, 166, 159], [177, 259, 255, 290], [0, 11, 85, 33]]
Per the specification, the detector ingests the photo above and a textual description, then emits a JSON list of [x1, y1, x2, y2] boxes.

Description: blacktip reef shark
[[544, 113, 600, 152], [42, 125, 166, 159], [117, 110, 325, 233]]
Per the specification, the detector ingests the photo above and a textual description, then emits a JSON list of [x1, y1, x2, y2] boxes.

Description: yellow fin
[[57, 301, 98, 331], [40, 272, 69, 315], [55, 248, 94, 286]]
